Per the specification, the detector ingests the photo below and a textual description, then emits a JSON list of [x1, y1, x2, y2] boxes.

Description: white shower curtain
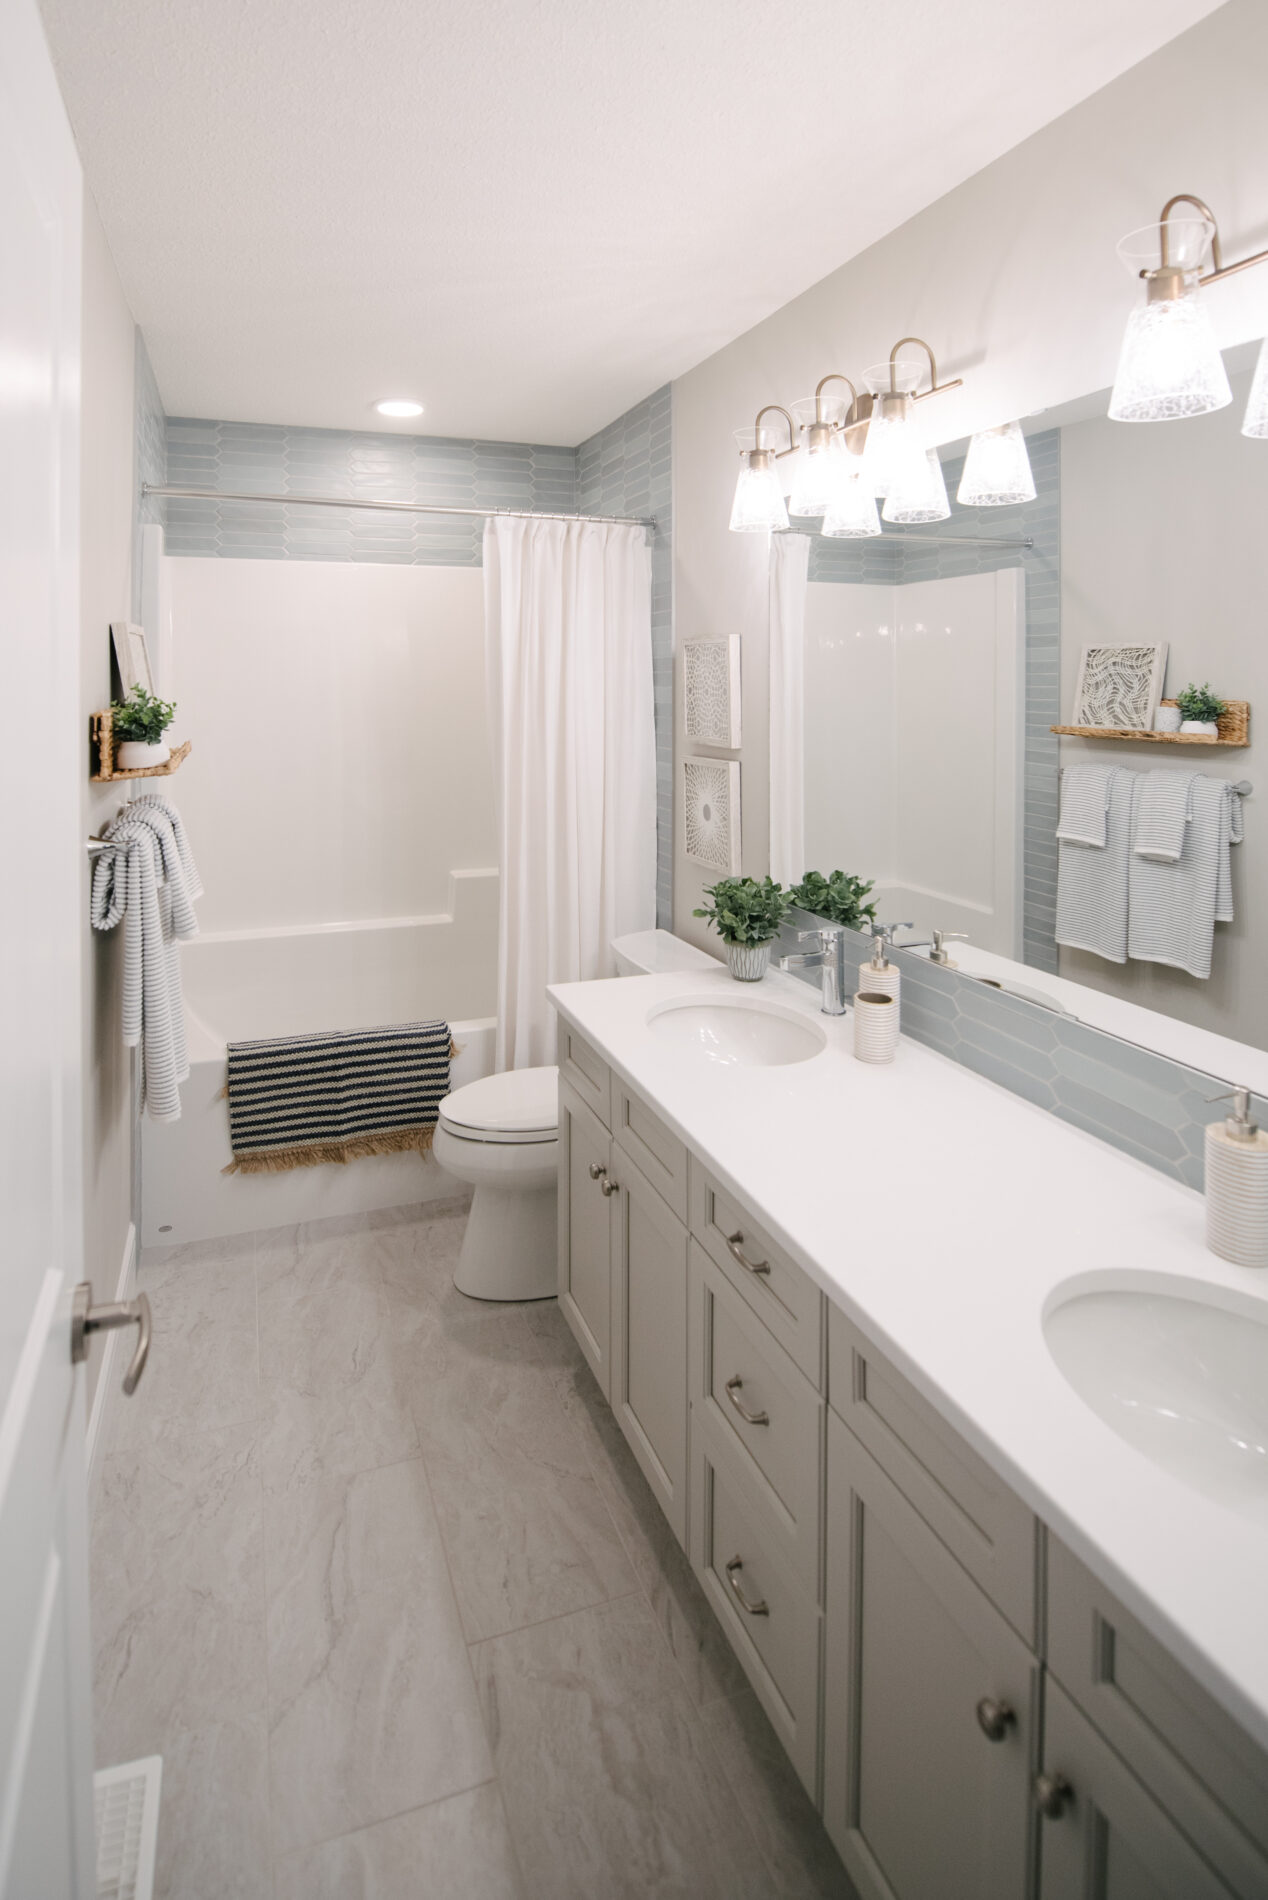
[[483, 515, 657, 1070], [768, 533, 810, 886]]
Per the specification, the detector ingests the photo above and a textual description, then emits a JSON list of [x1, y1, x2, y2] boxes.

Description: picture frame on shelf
[[1071, 642, 1168, 731], [684, 636, 742, 748], [110, 620, 154, 699], [683, 755, 742, 874]]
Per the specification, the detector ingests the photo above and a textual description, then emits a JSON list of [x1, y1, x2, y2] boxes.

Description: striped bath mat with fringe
[[222, 1020, 456, 1174]]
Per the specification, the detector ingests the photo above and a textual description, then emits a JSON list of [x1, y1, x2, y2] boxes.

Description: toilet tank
[[611, 929, 720, 978]]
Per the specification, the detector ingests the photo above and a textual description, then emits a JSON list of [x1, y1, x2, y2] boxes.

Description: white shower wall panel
[[164, 556, 497, 935]]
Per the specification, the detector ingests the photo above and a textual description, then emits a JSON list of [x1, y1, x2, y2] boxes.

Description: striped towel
[[1134, 769, 1198, 862], [90, 795, 202, 1122], [1128, 777, 1243, 979], [1055, 768, 1135, 963], [1055, 764, 1118, 847], [223, 1020, 455, 1174]]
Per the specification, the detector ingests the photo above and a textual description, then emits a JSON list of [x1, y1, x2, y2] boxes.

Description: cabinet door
[[557, 1078, 613, 1397], [611, 1153, 689, 1545], [824, 1413, 1039, 1900], [1038, 1681, 1237, 1900]]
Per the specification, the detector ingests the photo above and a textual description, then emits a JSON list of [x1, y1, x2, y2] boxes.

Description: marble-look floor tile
[[110, 1241, 259, 1452], [703, 1691, 857, 1899], [552, 1350, 748, 1707], [265, 1456, 491, 1854], [92, 1419, 266, 1764], [471, 1595, 772, 1900], [410, 1313, 634, 1643], [273, 1783, 523, 1900], [150, 1713, 272, 1900]]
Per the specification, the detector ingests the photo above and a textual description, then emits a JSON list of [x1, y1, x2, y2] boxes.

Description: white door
[[0, 2, 96, 1896]]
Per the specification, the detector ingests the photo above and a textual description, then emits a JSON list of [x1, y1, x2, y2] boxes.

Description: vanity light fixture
[[1109, 196, 1268, 424], [862, 338, 961, 519], [1241, 339, 1268, 440], [786, 375, 871, 518], [956, 420, 1036, 507], [729, 406, 798, 533], [374, 398, 424, 418]]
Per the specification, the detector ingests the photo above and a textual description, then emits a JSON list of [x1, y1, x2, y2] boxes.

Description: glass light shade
[[820, 468, 881, 538], [787, 432, 853, 517], [956, 421, 1036, 506], [883, 449, 950, 525], [860, 399, 926, 501], [1116, 217, 1215, 279], [730, 454, 789, 532], [1108, 288, 1232, 421], [1241, 337, 1268, 439]]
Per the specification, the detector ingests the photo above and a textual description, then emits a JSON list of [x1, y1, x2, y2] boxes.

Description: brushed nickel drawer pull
[[975, 1697, 1016, 1742], [588, 1161, 605, 1181], [724, 1376, 770, 1427], [600, 1175, 619, 1197], [724, 1555, 769, 1616], [725, 1231, 771, 1277]]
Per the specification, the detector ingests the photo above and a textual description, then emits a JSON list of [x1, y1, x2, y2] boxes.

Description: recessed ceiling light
[[374, 398, 424, 418]]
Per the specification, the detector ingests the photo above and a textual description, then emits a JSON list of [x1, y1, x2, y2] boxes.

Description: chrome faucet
[[779, 925, 849, 1016]]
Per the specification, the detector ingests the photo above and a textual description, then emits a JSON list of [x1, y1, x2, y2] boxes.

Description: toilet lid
[[438, 1065, 559, 1140]]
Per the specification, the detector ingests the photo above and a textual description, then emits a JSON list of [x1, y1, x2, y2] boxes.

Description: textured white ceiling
[[41, 0, 1220, 444]]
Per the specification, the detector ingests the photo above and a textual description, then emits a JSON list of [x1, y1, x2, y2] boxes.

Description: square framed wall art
[[1071, 642, 1168, 730], [683, 637, 742, 748], [683, 755, 741, 874]]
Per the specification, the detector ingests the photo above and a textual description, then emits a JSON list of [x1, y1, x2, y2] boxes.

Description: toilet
[[437, 932, 718, 1301]]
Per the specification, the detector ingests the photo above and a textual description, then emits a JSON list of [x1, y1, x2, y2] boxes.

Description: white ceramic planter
[[1179, 719, 1220, 737], [116, 738, 171, 770], [726, 941, 770, 982], [1152, 706, 1182, 733]]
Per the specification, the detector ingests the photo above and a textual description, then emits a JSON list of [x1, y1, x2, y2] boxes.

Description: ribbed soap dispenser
[[859, 926, 901, 1005], [1205, 1086, 1268, 1269]]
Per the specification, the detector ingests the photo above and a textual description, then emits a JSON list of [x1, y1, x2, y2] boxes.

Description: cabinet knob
[[1033, 1772, 1074, 1820], [725, 1231, 771, 1277], [600, 1175, 619, 1197], [588, 1161, 605, 1181], [975, 1697, 1016, 1742]]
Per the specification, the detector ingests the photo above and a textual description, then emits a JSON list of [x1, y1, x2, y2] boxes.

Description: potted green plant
[[789, 869, 877, 932], [111, 684, 177, 770], [1174, 682, 1226, 738], [693, 876, 791, 981]]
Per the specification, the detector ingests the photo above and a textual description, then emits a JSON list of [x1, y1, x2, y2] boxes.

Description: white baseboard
[[86, 1220, 137, 1498]]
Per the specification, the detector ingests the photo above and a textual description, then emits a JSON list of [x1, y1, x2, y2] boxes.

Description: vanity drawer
[[827, 1304, 1037, 1643], [1047, 1536, 1268, 1891], [558, 1023, 610, 1129], [689, 1161, 824, 1387], [689, 1242, 822, 1596], [613, 1080, 688, 1222], [691, 1433, 821, 1800]]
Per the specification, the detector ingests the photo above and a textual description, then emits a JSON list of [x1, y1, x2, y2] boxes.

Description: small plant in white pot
[[1174, 681, 1226, 738], [111, 685, 177, 770], [693, 876, 790, 981]]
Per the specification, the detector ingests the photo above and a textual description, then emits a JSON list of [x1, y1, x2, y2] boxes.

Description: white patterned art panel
[[683, 756, 741, 873], [1072, 643, 1168, 730], [684, 637, 741, 747]]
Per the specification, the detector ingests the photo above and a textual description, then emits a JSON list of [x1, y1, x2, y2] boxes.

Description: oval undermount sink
[[1043, 1276, 1268, 1526], [646, 996, 826, 1068]]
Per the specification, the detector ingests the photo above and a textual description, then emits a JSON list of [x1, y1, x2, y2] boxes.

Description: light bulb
[[860, 399, 924, 501], [821, 468, 881, 538], [1241, 337, 1268, 439], [883, 449, 950, 525], [1108, 288, 1231, 421], [729, 453, 789, 533], [957, 421, 1036, 506], [787, 431, 851, 517]]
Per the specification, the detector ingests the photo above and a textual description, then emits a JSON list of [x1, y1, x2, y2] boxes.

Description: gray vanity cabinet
[[610, 1150, 689, 1545], [823, 1412, 1039, 1900], [557, 1076, 614, 1398]]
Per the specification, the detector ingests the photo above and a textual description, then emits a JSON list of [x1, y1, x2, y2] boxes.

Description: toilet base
[[453, 1178, 557, 1301]]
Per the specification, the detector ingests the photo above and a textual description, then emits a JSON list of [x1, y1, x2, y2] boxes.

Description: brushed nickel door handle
[[71, 1282, 152, 1396], [724, 1556, 769, 1616], [975, 1697, 1016, 1742], [725, 1232, 771, 1276], [724, 1376, 770, 1426]]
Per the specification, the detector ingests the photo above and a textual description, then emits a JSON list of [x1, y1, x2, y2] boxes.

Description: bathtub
[[141, 919, 498, 1248]]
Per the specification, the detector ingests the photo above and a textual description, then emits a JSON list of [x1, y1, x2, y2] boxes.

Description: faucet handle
[[874, 920, 913, 944]]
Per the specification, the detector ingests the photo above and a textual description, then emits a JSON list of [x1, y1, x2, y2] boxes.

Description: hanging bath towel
[[223, 1019, 457, 1174], [1055, 767, 1135, 963], [1128, 776, 1243, 980]]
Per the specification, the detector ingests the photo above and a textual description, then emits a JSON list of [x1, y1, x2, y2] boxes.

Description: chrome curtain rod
[[143, 483, 656, 531]]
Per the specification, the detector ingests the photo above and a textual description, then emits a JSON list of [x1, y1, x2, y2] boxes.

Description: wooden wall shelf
[[91, 709, 192, 782], [1051, 698, 1249, 748]]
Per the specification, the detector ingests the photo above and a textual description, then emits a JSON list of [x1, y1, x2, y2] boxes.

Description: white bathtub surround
[[549, 962, 1268, 1754], [433, 1066, 560, 1300], [484, 515, 656, 1070], [767, 532, 809, 886], [92, 793, 203, 1120]]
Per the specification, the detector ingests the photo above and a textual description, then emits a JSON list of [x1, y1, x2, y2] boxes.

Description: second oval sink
[[647, 997, 827, 1068]]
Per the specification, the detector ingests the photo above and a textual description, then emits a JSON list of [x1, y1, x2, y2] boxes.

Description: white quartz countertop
[[548, 964, 1268, 1753]]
